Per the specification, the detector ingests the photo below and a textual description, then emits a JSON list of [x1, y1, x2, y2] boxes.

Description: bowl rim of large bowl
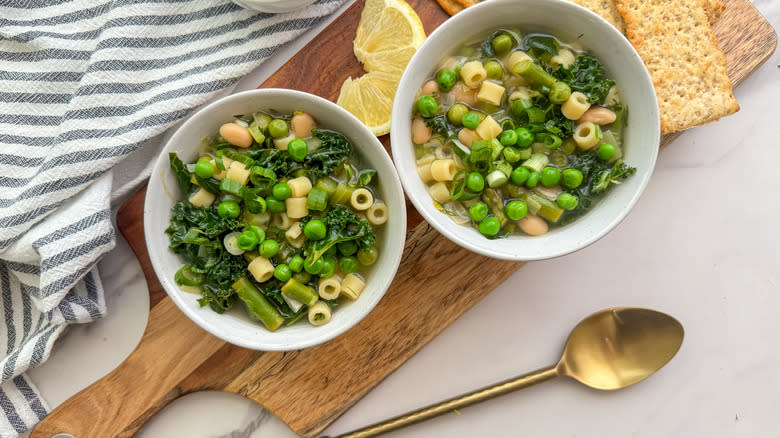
[[144, 88, 406, 351], [390, 0, 660, 261]]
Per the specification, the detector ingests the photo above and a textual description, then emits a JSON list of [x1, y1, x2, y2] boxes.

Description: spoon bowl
[[559, 307, 685, 390], [331, 307, 684, 438]]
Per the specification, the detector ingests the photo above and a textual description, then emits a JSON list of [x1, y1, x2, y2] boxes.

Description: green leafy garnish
[[552, 53, 615, 104], [304, 205, 375, 263], [305, 129, 351, 177], [169, 152, 192, 195]]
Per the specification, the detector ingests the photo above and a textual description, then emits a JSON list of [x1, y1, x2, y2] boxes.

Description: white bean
[[219, 123, 253, 148], [291, 112, 315, 138], [412, 117, 432, 144], [452, 82, 478, 106], [421, 80, 439, 96], [518, 215, 549, 236], [578, 107, 617, 125]]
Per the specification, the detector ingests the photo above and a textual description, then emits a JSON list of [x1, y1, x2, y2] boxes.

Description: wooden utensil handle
[[30, 299, 225, 438]]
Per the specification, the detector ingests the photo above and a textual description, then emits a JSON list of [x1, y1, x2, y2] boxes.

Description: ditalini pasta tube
[[308, 301, 332, 326], [341, 273, 366, 300], [318, 276, 341, 300]]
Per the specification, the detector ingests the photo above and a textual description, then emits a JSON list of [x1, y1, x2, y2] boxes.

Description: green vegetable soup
[[167, 110, 386, 332], [411, 30, 636, 238]]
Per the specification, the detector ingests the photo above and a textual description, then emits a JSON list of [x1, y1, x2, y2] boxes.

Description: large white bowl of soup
[[391, 0, 659, 261], [146, 89, 406, 351]]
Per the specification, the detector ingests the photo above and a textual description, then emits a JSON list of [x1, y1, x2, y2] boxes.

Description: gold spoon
[[328, 307, 684, 438]]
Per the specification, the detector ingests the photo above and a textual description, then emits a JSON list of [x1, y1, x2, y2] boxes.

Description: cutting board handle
[[30, 299, 225, 438]]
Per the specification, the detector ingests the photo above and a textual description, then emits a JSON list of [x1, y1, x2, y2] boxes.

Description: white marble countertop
[[25, 1, 780, 437]]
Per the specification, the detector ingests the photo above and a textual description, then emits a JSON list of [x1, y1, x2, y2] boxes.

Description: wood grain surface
[[31, 0, 775, 437]]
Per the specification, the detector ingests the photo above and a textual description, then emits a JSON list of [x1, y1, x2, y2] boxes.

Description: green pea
[[217, 200, 240, 219], [267, 198, 286, 213], [304, 256, 324, 274], [505, 200, 528, 221], [293, 271, 311, 284], [273, 264, 292, 282], [437, 69, 457, 92], [503, 147, 523, 163], [561, 168, 584, 189], [491, 34, 513, 56], [469, 202, 488, 222], [258, 239, 279, 258], [525, 171, 541, 188], [357, 247, 378, 266], [557, 193, 579, 210], [194, 160, 214, 178], [288, 255, 304, 273], [484, 60, 503, 79], [338, 240, 358, 256], [540, 167, 561, 187], [462, 111, 481, 129], [515, 127, 534, 148], [417, 95, 438, 118], [562, 138, 577, 155], [268, 119, 289, 139], [325, 245, 338, 257], [598, 143, 616, 161], [540, 133, 562, 149], [447, 103, 469, 125], [320, 255, 337, 278], [548, 81, 571, 105], [465, 172, 485, 193], [500, 129, 518, 146], [236, 230, 259, 251], [272, 182, 292, 200], [478, 216, 501, 237], [303, 219, 327, 241], [339, 256, 359, 274], [248, 225, 265, 243], [288, 138, 308, 162], [510, 166, 530, 185]]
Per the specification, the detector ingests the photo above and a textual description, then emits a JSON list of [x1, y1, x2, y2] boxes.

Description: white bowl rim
[[390, 0, 660, 261], [144, 88, 406, 350]]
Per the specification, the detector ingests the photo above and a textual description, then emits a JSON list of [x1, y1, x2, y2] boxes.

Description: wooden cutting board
[[31, 1, 775, 437]]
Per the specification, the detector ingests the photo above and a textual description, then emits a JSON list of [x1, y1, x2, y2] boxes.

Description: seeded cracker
[[569, 0, 625, 32], [436, 0, 463, 15], [616, 0, 738, 134], [708, 0, 726, 22]]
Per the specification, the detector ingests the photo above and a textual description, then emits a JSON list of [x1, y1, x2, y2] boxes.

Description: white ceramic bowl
[[145, 89, 406, 351], [391, 0, 659, 261], [231, 0, 317, 13]]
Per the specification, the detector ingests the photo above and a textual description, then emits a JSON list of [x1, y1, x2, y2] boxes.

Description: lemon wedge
[[337, 0, 425, 136]]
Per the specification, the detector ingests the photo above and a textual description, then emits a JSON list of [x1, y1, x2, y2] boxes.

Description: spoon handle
[[331, 365, 559, 438]]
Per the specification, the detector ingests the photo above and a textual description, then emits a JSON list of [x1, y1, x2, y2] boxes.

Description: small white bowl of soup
[[146, 89, 406, 351], [391, 0, 659, 261]]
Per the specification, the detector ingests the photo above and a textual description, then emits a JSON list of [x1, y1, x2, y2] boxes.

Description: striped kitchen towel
[[0, 0, 348, 435]]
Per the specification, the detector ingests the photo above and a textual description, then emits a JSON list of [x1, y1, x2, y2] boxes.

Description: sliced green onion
[[215, 149, 225, 171], [521, 153, 550, 174], [249, 166, 277, 188], [307, 188, 329, 211], [449, 170, 467, 201], [280, 278, 318, 307], [222, 150, 255, 167], [219, 178, 244, 196], [537, 133, 562, 149], [223, 232, 244, 256], [174, 265, 204, 286], [486, 170, 508, 188]]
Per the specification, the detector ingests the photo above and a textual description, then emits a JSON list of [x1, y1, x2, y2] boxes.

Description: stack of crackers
[[435, 0, 739, 135]]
